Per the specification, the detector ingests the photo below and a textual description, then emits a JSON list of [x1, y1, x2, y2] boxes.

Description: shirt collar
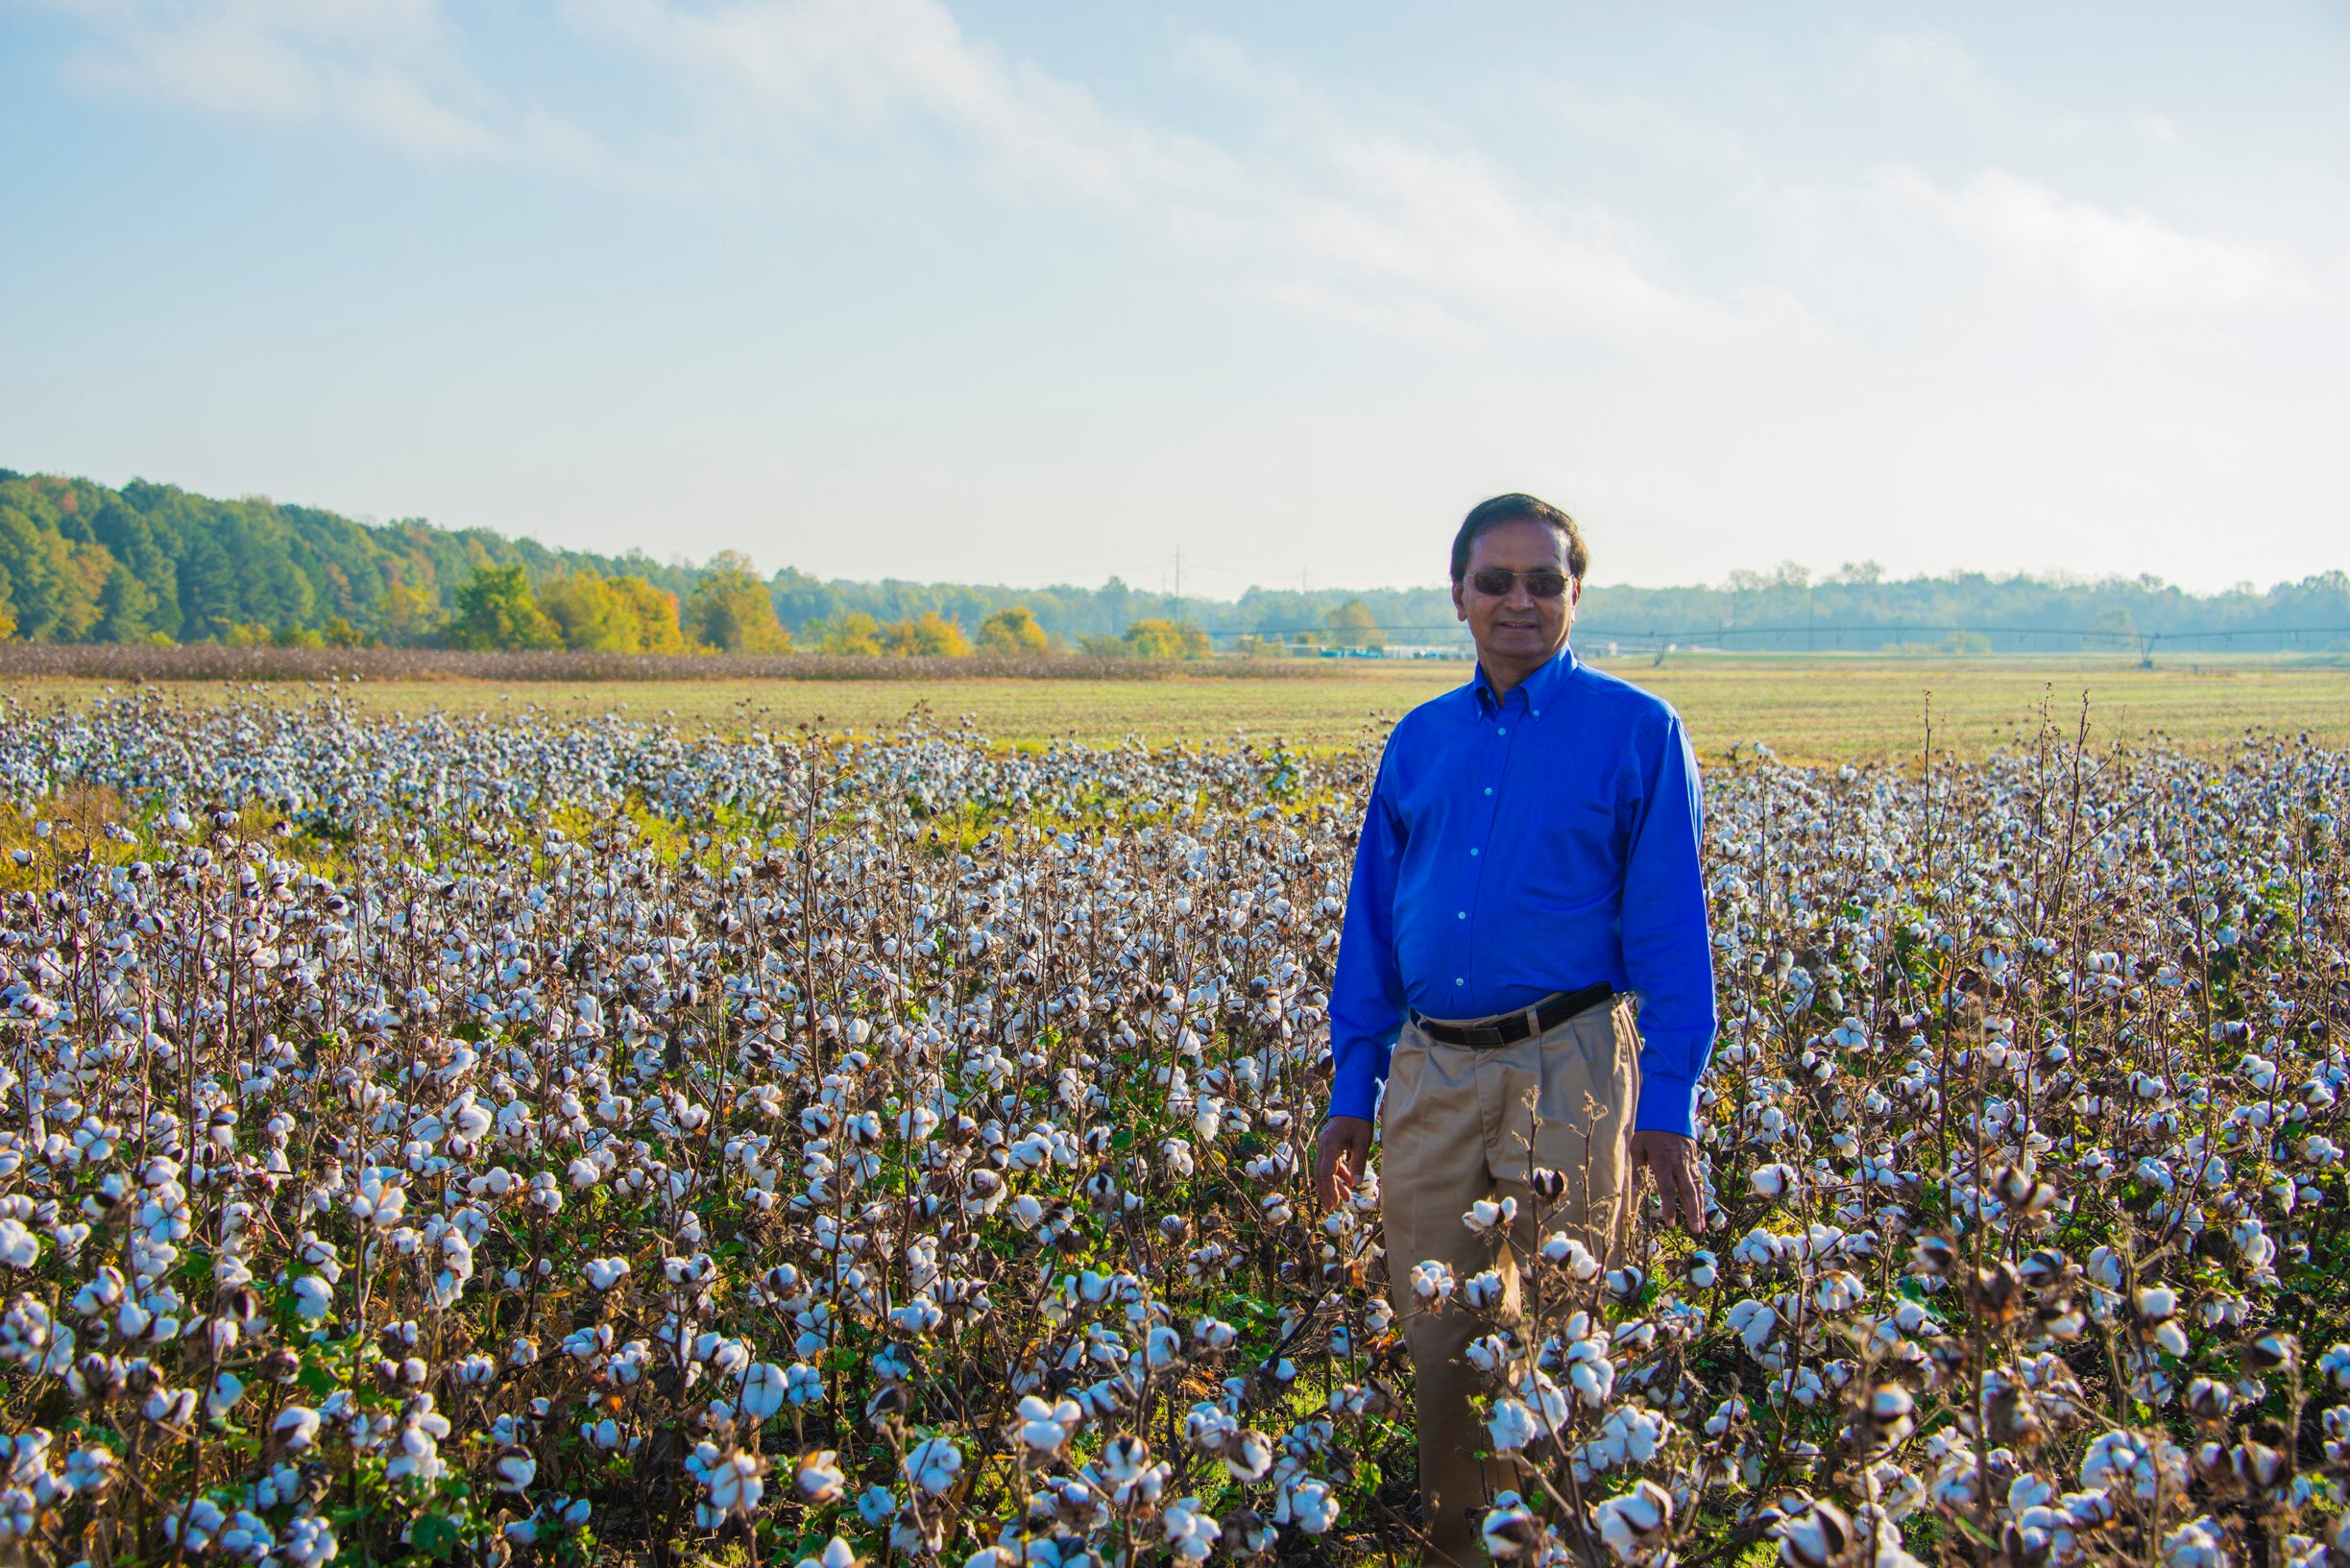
[[1471, 641, 1577, 719]]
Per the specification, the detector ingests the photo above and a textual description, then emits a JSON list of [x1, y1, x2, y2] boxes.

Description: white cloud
[[1849, 30, 2005, 124], [562, 0, 1242, 211], [27, 0, 1816, 350], [556, 0, 1806, 351], [36, 0, 615, 174], [1872, 166, 2330, 312]]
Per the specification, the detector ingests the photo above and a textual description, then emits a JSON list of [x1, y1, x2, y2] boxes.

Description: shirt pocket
[[1530, 797, 1621, 872]]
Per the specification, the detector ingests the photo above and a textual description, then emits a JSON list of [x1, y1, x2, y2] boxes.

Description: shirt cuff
[[1634, 1069, 1700, 1139], [1327, 1050, 1385, 1122]]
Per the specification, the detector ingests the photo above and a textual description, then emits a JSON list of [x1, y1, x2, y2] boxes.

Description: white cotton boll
[[1278, 1478, 1338, 1534], [1222, 1430, 1273, 1483], [491, 1446, 536, 1493], [1564, 1339, 1615, 1408], [2079, 1430, 2186, 1502], [1751, 1164, 1800, 1199], [739, 1363, 787, 1422], [795, 1450, 846, 1504], [1729, 1222, 1776, 1278], [1192, 1315, 1238, 1351], [0, 1219, 40, 1270], [1146, 1324, 1182, 1368], [1483, 1492, 1543, 1560], [1724, 1299, 1779, 1351], [1538, 1231, 1601, 1280], [904, 1435, 962, 1496], [1163, 1497, 1222, 1563], [584, 1257, 630, 1291], [1488, 1398, 1538, 1452], [1184, 1401, 1238, 1452], [1015, 1396, 1080, 1456], [1409, 1261, 1455, 1306], [1812, 1270, 1866, 1314], [1463, 1196, 1517, 1236], [1592, 1478, 1674, 1563], [273, 1406, 322, 1452], [1462, 1270, 1506, 1311], [791, 1535, 854, 1568]]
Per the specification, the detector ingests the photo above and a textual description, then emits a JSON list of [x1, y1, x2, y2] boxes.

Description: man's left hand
[[1629, 1129, 1708, 1233]]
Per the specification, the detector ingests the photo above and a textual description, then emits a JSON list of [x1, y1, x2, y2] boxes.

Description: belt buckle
[[1462, 1023, 1506, 1049]]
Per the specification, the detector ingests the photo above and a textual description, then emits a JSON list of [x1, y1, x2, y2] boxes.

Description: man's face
[[1452, 517, 1581, 670]]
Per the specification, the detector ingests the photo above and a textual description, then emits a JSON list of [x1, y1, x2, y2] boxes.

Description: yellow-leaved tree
[[684, 554, 791, 654], [978, 605, 1052, 656], [883, 611, 972, 657], [1121, 618, 1210, 659], [545, 569, 686, 653]]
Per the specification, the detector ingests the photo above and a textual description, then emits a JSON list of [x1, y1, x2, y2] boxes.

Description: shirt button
[[1457, 910, 1466, 920], [1497, 726, 1508, 736], [1484, 787, 1492, 796], [1455, 977, 1466, 986], [1469, 848, 1480, 856]]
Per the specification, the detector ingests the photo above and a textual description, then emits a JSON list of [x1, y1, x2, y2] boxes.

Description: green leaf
[[411, 1510, 465, 1561]]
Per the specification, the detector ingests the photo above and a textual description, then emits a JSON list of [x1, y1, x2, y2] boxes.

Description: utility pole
[[1174, 546, 1182, 605]]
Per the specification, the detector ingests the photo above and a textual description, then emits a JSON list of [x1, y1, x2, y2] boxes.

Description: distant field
[[12, 653, 2348, 760]]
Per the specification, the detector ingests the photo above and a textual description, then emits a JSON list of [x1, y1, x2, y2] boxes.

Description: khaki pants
[[1379, 996, 1640, 1567]]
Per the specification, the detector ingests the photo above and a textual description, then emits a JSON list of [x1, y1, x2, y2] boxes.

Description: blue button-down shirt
[[1327, 644, 1716, 1136]]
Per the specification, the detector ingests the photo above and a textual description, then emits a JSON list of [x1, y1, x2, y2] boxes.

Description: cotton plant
[[0, 699, 2341, 1562]]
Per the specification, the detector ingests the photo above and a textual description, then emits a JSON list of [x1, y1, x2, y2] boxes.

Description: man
[[1312, 494, 1715, 1567]]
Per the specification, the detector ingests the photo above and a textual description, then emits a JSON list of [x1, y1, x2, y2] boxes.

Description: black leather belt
[[1411, 982, 1613, 1049]]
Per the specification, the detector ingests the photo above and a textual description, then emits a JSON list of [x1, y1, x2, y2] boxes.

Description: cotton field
[[0, 690, 2344, 1568]]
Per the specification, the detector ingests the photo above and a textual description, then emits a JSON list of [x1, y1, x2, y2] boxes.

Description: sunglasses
[[1466, 567, 1572, 599]]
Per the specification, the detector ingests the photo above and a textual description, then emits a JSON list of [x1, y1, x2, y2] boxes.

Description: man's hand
[[1629, 1129, 1708, 1233], [1313, 1116, 1374, 1210]]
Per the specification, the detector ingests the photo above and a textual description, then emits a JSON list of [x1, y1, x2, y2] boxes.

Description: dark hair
[[1450, 494, 1588, 584]]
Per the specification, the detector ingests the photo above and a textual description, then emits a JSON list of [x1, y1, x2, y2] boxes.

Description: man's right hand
[[1313, 1116, 1374, 1209]]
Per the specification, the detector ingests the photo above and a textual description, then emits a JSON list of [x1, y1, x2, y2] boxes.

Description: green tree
[[1324, 598, 1385, 651], [90, 500, 182, 639], [978, 604, 1052, 656], [94, 560, 159, 641], [446, 564, 563, 650], [808, 610, 884, 656], [0, 503, 100, 639], [686, 553, 792, 653], [2085, 605, 2138, 653]]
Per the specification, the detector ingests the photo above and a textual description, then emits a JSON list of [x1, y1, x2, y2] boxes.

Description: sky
[[3, 2, 2345, 597]]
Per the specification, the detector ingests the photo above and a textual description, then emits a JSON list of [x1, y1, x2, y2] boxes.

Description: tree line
[[4, 469, 2344, 656]]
